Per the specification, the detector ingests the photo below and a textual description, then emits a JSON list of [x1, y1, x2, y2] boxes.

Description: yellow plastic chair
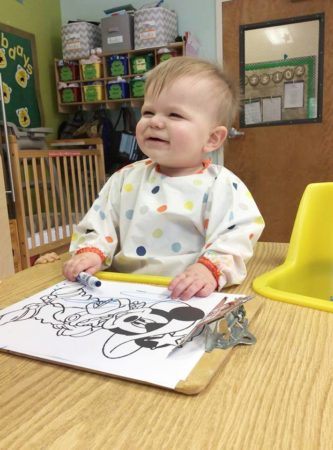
[[253, 182, 333, 312]]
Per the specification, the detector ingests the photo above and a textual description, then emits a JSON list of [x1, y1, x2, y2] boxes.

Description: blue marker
[[76, 271, 102, 288]]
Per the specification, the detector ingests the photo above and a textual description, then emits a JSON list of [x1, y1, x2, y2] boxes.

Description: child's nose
[[150, 114, 165, 128]]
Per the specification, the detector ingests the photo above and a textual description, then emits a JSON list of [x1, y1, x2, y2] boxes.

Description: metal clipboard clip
[[176, 295, 256, 352], [204, 300, 256, 352]]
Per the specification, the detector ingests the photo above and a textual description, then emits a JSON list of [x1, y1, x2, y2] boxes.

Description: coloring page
[[0, 280, 236, 388]]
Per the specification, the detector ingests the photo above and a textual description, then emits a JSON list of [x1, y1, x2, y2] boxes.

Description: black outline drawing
[[0, 283, 205, 359]]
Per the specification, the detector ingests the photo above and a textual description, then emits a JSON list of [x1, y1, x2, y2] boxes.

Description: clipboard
[[96, 272, 259, 395], [0, 269, 259, 395]]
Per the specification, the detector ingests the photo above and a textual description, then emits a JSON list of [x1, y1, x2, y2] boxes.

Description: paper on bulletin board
[[262, 97, 282, 122], [284, 81, 304, 108], [0, 280, 239, 390], [244, 100, 261, 125]]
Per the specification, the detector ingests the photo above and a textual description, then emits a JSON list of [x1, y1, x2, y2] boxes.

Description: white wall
[[60, 0, 218, 61]]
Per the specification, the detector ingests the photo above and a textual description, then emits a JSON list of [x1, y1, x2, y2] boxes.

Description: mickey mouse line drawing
[[0, 284, 205, 359]]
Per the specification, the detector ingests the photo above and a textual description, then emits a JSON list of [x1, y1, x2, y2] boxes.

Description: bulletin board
[[242, 56, 316, 126], [0, 23, 43, 128]]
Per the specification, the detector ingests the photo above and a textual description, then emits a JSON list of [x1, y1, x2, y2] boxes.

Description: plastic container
[[81, 62, 103, 80], [107, 55, 129, 77], [130, 77, 145, 98], [83, 83, 104, 102], [130, 53, 154, 74], [107, 79, 129, 100], [157, 48, 178, 64], [60, 85, 81, 103], [58, 60, 80, 82]]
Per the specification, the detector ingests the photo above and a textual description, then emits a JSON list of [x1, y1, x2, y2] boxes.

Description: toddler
[[63, 56, 264, 300]]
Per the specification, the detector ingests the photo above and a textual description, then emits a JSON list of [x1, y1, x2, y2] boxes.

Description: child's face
[[136, 76, 227, 176]]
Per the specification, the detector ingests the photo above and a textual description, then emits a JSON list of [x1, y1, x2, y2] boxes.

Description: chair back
[[286, 182, 333, 266]]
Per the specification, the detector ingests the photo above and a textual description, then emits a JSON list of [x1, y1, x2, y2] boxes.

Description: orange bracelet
[[197, 256, 220, 283], [75, 247, 106, 262]]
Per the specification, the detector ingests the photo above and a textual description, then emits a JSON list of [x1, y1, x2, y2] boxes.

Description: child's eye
[[142, 110, 154, 117], [169, 113, 184, 119]]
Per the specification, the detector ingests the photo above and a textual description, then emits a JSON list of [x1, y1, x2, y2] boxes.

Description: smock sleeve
[[69, 171, 123, 270], [198, 169, 265, 290]]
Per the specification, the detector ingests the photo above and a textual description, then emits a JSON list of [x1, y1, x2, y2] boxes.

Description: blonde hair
[[144, 56, 238, 129]]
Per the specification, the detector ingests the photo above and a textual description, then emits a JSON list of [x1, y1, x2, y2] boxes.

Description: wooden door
[[222, 0, 333, 242]]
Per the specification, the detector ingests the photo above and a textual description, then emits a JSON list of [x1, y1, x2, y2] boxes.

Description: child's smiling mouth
[[148, 137, 168, 143], [146, 136, 169, 147]]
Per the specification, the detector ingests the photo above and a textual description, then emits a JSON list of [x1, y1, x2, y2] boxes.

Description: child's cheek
[[136, 121, 144, 141], [173, 126, 190, 147]]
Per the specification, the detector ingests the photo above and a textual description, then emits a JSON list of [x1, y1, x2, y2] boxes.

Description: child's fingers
[[63, 260, 79, 281], [63, 255, 95, 281], [66, 252, 102, 276], [168, 273, 186, 290], [178, 279, 207, 301], [195, 283, 216, 298], [168, 274, 190, 299], [170, 277, 204, 300]]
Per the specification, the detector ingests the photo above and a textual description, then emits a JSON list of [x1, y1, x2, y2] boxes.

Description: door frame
[[215, 0, 232, 64], [215, 0, 232, 165]]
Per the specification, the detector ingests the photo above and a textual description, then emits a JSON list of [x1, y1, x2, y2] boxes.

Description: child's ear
[[203, 126, 228, 153]]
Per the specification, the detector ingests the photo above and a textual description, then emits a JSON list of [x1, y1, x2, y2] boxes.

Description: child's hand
[[63, 252, 103, 282], [168, 263, 218, 300]]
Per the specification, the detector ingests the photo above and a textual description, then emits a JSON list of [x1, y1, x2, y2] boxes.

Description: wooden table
[[1, 242, 333, 449]]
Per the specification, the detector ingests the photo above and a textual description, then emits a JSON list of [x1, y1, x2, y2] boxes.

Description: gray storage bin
[[62, 22, 101, 60], [134, 7, 177, 50], [101, 14, 134, 53]]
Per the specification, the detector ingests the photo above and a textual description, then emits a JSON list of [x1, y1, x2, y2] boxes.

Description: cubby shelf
[[55, 42, 185, 113]]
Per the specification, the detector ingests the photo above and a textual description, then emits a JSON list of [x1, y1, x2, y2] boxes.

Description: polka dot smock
[[70, 159, 264, 289]]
